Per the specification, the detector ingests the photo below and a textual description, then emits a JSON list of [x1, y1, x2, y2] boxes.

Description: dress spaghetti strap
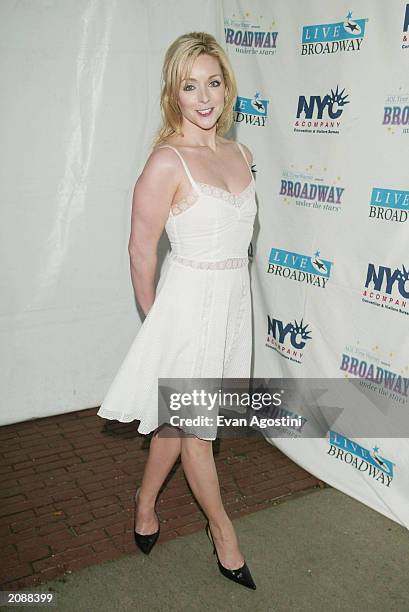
[[158, 145, 200, 193], [236, 142, 254, 183]]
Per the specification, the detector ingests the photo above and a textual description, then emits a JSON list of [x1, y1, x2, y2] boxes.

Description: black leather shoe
[[205, 522, 256, 590], [134, 487, 160, 555]]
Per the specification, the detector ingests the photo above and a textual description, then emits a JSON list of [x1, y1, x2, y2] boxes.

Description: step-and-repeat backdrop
[[222, 0, 409, 527], [3, 0, 407, 529]]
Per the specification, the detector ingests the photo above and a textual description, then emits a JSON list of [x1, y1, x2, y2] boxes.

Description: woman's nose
[[198, 87, 210, 103]]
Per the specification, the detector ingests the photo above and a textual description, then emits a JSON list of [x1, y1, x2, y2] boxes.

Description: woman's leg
[[135, 424, 182, 534], [180, 436, 245, 570]]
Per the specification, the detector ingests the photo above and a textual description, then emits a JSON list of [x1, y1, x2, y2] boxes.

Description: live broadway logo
[[301, 11, 367, 55], [267, 248, 333, 288], [327, 431, 395, 488]]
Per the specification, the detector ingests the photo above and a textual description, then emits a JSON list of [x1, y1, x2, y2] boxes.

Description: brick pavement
[[0, 409, 325, 590]]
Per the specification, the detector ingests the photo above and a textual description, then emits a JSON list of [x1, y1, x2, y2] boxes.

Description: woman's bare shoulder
[[131, 145, 181, 223], [131, 144, 183, 208], [141, 143, 181, 178], [237, 141, 253, 165], [220, 136, 253, 164]]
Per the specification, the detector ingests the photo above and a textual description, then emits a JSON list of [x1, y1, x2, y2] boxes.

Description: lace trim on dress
[[197, 180, 254, 207], [169, 252, 248, 269], [170, 191, 200, 215], [170, 180, 255, 216]]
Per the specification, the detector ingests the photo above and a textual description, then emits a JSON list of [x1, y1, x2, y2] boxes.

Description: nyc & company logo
[[234, 92, 269, 127], [224, 13, 278, 56], [294, 85, 350, 134], [403, 4, 409, 49], [369, 187, 409, 223], [327, 431, 394, 488], [362, 262, 409, 316], [266, 315, 312, 364], [267, 248, 333, 288], [301, 11, 367, 55]]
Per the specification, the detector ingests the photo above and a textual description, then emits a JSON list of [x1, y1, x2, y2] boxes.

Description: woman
[[97, 31, 257, 590]]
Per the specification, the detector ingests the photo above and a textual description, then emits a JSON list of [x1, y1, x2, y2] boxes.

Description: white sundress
[[97, 142, 257, 440]]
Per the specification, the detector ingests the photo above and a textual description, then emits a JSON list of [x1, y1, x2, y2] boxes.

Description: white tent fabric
[[2, 0, 408, 526], [1, 0, 222, 422]]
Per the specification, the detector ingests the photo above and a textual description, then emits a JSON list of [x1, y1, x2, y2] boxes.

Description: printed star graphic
[[373, 446, 379, 453], [314, 250, 320, 257], [314, 259, 326, 271], [346, 11, 353, 19], [345, 22, 359, 32]]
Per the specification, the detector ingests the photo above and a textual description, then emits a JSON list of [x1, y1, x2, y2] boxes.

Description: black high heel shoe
[[205, 522, 256, 590], [134, 487, 160, 555]]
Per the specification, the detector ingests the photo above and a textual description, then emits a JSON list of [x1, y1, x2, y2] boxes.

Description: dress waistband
[[168, 252, 249, 270]]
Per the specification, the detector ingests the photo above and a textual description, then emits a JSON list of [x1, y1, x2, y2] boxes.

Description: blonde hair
[[151, 32, 237, 149]]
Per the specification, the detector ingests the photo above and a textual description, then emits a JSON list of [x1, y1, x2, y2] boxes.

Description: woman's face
[[178, 53, 226, 131]]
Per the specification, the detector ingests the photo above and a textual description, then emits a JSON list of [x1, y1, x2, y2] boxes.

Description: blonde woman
[[97, 32, 257, 590]]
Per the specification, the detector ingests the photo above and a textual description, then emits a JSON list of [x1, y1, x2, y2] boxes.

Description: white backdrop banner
[[221, 0, 409, 527], [2, 0, 408, 527]]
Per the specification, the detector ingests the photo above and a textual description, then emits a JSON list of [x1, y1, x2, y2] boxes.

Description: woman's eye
[[183, 80, 221, 91]]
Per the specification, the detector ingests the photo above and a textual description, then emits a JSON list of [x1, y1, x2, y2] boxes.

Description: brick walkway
[[0, 409, 324, 590]]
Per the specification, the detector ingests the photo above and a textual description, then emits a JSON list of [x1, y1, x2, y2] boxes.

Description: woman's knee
[[181, 435, 212, 456]]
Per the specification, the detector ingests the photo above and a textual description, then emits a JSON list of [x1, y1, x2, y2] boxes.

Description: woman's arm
[[128, 147, 179, 316]]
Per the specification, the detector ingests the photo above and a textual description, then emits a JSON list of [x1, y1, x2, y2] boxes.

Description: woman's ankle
[[138, 487, 157, 509], [208, 512, 232, 536]]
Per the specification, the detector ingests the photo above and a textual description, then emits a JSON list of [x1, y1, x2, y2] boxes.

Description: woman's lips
[[196, 108, 214, 117]]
